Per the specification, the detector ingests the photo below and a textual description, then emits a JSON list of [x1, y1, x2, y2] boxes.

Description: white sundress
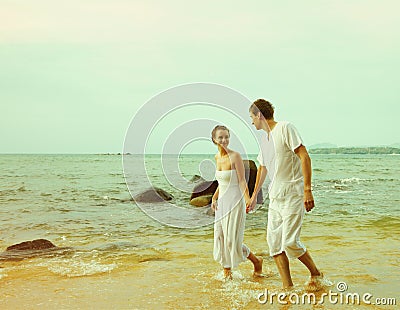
[[213, 169, 250, 269]]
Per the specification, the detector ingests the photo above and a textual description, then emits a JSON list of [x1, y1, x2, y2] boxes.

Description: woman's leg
[[247, 251, 263, 276]]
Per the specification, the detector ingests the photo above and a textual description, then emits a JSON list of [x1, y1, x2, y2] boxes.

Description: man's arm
[[294, 145, 314, 212], [247, 165, 268, 212]]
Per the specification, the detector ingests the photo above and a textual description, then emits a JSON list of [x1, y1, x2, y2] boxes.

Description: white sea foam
[[37, 259, 117, 277], [211, 270, 266, 309], [339, 177, 373, 184], [0, 266, 8, 280], [304, 273, 333, 292], [213, 270, 244, 282], [223, 285, 258, 309]]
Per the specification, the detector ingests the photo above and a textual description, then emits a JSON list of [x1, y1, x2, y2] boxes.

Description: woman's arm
[[211, 186, 219, 211], [232, 152, 251, 205], [211, 153, 219, 211]]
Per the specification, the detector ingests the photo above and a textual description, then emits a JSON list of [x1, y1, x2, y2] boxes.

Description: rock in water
[[189, 180, 218, 207], [190, 194, 213, 207], [134, 187, 173, 203], [189, 160, 263, 208], [6, 239, 56, 251], [190, 181, 219, 200], [1, 239, 72, 262], [189, 175, 205, 183]]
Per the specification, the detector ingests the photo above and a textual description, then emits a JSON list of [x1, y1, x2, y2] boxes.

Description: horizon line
[[1, 145, 400, 156]]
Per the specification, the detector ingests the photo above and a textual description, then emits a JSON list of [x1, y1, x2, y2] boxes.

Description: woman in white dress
[[211, 125, 263, 280]]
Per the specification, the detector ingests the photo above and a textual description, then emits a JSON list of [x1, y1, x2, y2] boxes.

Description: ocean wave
[[316, 177, 397, 193], [325, 177, 368, 184], [365, 215, 400, 230], [0, 186, 29, 196], [0, 246, 73, 262], [324, 177, 398, 184], [210, 270, 266, 309], [0, 198, 23, 202], [0, 268, 7, 280], [37, 259, 117, 277], [109, 173, 124, 177], [341, 177, 365, 183], [91, 241, 139, 252]]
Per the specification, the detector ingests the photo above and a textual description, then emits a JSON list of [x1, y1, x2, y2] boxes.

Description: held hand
[[211, 200, 218, 211], [245, 196, 251, 207], [304, 190, 315, 212], [246, 197, 256, 214]]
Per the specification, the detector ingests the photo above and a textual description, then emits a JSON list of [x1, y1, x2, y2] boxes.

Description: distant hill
[[309, 146, 400, 154]]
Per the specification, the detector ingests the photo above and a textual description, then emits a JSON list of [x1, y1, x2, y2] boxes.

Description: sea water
[[0, 154, 399, 309]]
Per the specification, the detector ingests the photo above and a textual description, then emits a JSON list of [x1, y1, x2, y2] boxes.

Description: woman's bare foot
[[223, 268, 232, 280], [253, 256, 263, 277]]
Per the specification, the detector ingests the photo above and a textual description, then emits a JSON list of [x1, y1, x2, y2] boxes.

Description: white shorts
[[267, 194, 306, 259]]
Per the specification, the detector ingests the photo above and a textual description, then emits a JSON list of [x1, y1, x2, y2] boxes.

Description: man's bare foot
[[311, 268, 321, 277], [305, 272, 333, 291], [253, 256, 263, 277], [223, 268, 232, 280]]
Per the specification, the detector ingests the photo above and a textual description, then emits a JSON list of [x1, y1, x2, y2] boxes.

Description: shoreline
[[1, 231, 397, 309]]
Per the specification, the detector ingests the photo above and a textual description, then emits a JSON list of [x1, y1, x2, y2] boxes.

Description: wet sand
[[1, 225, 398, 309]]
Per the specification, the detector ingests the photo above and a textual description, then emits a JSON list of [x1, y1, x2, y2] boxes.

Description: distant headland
[[309, 146, 400, 155]]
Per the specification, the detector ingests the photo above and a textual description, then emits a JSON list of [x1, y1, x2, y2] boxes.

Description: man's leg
[[273, 252, 293, 288], [268, 204, 294, 288], [283, 195, 321, 277], [274, 195, 305, 288]]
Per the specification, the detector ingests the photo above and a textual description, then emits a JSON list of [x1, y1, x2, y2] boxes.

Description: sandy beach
[[1, 222, 398, 309]]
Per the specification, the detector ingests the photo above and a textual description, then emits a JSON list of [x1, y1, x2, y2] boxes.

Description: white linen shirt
[[257, 121, 305, 202]]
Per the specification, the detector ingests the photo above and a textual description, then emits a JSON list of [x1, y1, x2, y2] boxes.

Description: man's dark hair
[[249, 99, 275, 120]]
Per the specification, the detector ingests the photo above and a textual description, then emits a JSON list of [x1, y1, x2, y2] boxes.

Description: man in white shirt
[[247, 99, 323, 289]]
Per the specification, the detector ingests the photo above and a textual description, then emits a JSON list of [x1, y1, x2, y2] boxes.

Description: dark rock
[[190, 194, 213, 207], [189, 160, 263, 206], [1, 241, 72, 262], [189, 180, 218, 207], [189, 175, 205, 183], [190, 180, 218, 201], [134, 187, 173, 203], [6, 239, 56, 251]]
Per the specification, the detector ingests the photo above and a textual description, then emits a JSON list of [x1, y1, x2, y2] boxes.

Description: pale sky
[[1, 0, 399, 153]]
